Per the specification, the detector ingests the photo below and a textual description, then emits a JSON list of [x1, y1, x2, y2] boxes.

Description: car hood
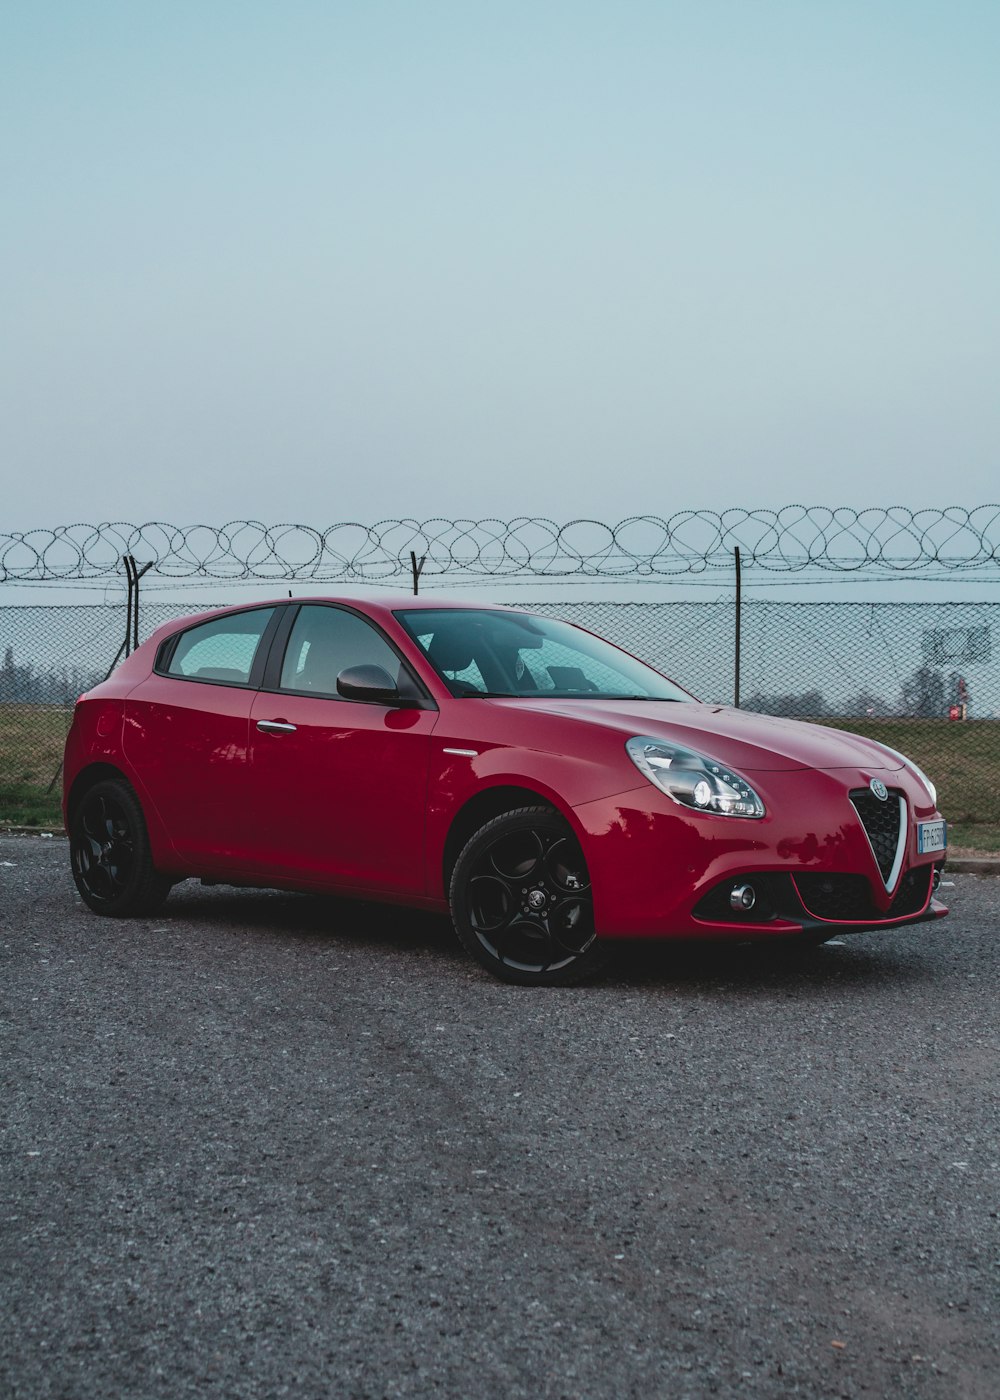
[[489, 698, 902, 774]]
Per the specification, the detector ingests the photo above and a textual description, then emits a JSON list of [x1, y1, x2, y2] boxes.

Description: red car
[[63, 596, 948, 984]]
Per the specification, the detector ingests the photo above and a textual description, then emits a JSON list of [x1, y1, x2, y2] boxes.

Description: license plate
[[917, 820, 946, 854]]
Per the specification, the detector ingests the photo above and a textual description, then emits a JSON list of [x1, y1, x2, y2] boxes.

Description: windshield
[[395, 609, 692, 701]]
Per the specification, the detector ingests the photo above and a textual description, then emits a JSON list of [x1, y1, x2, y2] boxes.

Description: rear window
[[165, 609, 276, 686]]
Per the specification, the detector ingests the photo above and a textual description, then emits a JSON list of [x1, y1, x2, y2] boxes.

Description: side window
[[279, 606, 405, 696], [166, 608, 275, 686]]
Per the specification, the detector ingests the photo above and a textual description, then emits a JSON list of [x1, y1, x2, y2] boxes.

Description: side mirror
[[336, 664, 405, 705]]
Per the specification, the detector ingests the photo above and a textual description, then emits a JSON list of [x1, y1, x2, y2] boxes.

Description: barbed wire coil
[[3, 508, 1000, 583]]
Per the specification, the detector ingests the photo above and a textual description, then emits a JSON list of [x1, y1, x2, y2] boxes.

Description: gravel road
[[2, 835, 998, 1399]]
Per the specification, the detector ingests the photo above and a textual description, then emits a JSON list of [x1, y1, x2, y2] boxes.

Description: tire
[[70, 778, 172, 917], [449, 806, 609, 986]]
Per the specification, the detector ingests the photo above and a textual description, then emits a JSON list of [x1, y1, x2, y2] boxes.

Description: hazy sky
[[3, 0, 998, 529]]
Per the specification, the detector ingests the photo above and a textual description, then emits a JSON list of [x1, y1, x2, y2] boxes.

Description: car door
[[123, 605, 282, 872], [246, 603, 439, 894]]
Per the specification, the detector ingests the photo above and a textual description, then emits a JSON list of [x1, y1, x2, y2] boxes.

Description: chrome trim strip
[[443, 747, 478, 757], [884, 795, 907, 894]]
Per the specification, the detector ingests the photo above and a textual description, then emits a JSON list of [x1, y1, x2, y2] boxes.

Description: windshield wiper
[[600, 695, 680, 701]]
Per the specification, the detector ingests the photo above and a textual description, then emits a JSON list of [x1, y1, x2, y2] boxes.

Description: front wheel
[[70, 778, 172, 917], [449, 806, 609, 985]]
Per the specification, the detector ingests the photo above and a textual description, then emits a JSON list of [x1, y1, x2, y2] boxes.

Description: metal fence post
[[410, 551, 426, 596], [734, 546, 742, 708]]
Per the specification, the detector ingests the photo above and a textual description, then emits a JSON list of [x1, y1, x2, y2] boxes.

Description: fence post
[[410, 550, 426, 596], [106, 555, 153, 675], [124, 556, 136, 656], [734, 547, 742, 708], [45, 555, 152, 796], [129, 556, 153, 652]]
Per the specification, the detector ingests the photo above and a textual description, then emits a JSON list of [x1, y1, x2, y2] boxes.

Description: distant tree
[[743, 689, 830, 718], [900, 666, 946, 718], [0, 648, 24, 702], [0, 651, 102, 704], [846, 688, 894, 718]]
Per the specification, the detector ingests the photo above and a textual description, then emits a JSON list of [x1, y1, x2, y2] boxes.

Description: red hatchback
[[63, 596, 948, 984]]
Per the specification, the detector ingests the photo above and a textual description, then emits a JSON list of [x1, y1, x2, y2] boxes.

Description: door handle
[[256, 719, 297, 734]]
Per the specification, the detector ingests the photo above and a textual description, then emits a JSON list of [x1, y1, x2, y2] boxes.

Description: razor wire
[[3, 507, 1000, 583]]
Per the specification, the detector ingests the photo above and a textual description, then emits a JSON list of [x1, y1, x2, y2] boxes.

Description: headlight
[[626, 737, 766, 818], [879, 745, 937, 807]]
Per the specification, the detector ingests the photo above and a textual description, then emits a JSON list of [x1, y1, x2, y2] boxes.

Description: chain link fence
[[2, 598, 997, 830], [528, 600, 1000, 833], [0, 602, 220, 825]]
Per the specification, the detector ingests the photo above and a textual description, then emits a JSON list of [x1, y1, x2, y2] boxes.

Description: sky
[[2, 0, 999, 532]]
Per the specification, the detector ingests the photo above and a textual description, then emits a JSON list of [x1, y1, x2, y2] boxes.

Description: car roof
[[140, 593, 519, 651], [292, 594, 511, 614]]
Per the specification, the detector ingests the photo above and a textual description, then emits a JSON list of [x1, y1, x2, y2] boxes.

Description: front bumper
[[689, 864, 947, 938], [572, 765, 948, 941]]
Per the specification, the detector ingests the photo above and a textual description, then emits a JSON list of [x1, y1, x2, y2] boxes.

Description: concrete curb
[[3, 826, 65, 837]]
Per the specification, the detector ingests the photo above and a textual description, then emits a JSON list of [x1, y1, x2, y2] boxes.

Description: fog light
[[729, 883, 756, 912]]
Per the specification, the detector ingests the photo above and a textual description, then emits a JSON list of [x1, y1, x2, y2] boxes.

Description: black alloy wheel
[[70, 778, 172, 917], [449, 806, 608, 985]]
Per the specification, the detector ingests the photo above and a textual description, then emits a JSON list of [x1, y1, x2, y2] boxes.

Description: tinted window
[[279, 606, 405, 696], [396, 608, 690, 700], [166, 609, 275, 686]]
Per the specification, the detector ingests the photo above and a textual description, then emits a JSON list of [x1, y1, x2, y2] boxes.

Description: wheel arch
[[441, 783, 580, 894], [66, 762, 134, 824], [66, 761, 180, 874]]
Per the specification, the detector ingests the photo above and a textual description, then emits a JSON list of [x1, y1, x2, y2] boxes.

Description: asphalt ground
[[2, 836, 998, 1400]]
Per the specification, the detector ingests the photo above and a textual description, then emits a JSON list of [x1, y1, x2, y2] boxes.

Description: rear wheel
[[449, 806, 608, 985], [70, 778, 172, 917]]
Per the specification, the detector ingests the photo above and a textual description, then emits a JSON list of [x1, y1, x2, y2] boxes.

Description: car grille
[[793, 866, 933, 923], [850, 788, 904, 883]]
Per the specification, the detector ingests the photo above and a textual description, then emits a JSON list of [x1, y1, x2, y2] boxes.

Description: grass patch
[[0, 782, 63, 828], [946, 823, 1000, 856], [1, 704, 71, 826], [816, 718, 1000, 827]]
